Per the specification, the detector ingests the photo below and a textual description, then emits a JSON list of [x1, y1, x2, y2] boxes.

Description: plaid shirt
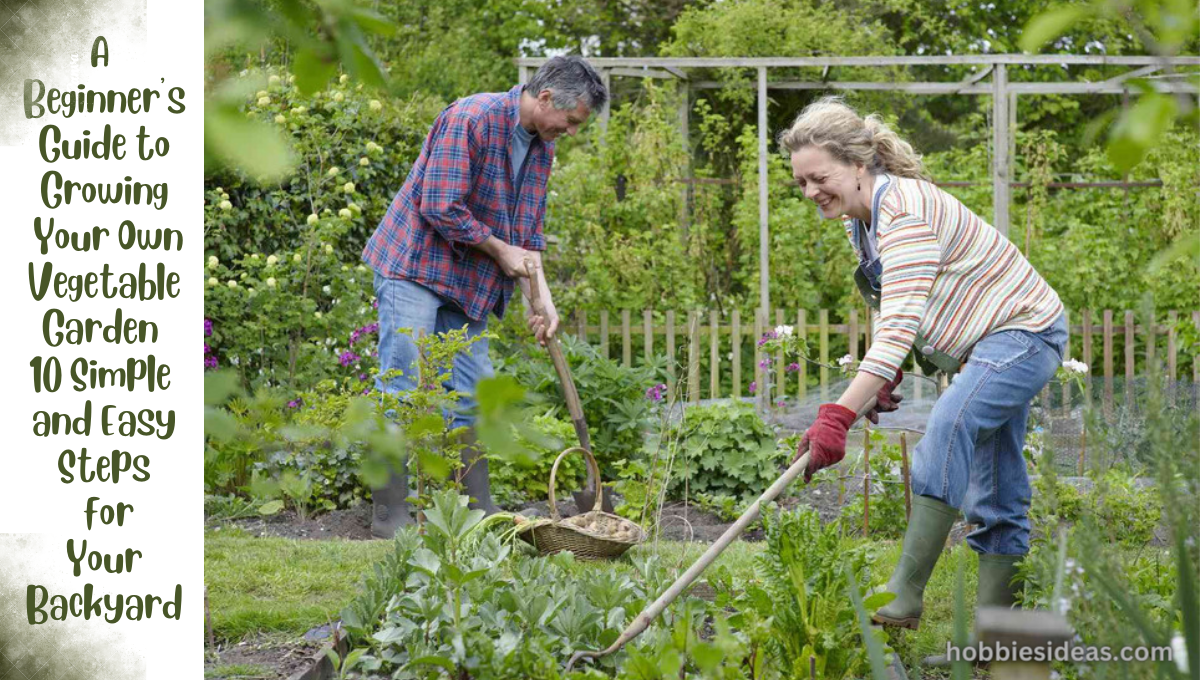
[[363, 85, 551, 321]]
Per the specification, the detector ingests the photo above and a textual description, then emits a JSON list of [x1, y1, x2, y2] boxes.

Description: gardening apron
[[852, 176, 962, 376]]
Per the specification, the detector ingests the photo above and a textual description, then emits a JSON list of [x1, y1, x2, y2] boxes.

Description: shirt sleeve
[[858, 210, 941, 380], [524, 190, 548, 251], [418, 110, 492, 248]]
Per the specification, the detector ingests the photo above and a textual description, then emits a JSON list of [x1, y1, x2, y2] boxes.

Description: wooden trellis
[[517, 54, 1200, 313]]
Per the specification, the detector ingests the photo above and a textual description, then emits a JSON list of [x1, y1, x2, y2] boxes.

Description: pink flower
[[748, 381, 757, 394], [786, 362, 800, 373]]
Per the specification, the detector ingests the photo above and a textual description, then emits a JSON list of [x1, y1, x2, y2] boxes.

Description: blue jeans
[[910, 314, 1068, 556], [374, 275, 494, 430]]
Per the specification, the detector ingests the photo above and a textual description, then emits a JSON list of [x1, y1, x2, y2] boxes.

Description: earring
[[857, 179, 861, 191]]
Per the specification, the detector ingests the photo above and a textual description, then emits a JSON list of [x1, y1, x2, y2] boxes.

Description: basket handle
[[548, 446, 602, 521]]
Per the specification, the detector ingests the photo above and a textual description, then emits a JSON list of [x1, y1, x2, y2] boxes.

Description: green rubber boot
[[872, 495, 959, 630], [921, 553, 1024, 667], [977, 553, 1022, 609]]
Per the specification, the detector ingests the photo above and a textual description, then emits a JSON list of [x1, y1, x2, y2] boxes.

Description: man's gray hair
[[524, 56, 608, 113]]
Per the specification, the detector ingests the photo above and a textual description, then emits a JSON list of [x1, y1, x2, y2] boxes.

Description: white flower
[[323, 285, 332, 295], [369, 100, 382, 112], [207, 255, 219, 269], [266, 277, 277, 288], [294, 253, 303, 262], [324, 244, 334, 254], [227, 280, 238, 289], [315, 312, 323, 319], [1171, 633, 1189, 674], [342, 182, 356, 194], [774, 324, 794, 338], [267, 255, 278, 266], [257, 96, 270, 106], [1062, 358, 1089, 374], [339, 74, 350, 84], [207, 277, 219, 287], [307, 214, 319, 226], [268, 75, 280, 85], [837, 354, 855, 367], [339, 208, 353, 219], [327, 166, 340, 177], [359, 157, 370, 167], [219, 200, 232, 211], [332, 92, 344, 102]]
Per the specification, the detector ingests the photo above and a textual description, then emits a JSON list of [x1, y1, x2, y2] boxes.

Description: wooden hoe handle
[[565, 395, 879, 671]]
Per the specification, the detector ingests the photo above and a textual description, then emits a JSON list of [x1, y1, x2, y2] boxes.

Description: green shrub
[[667, 401, 782, 500]]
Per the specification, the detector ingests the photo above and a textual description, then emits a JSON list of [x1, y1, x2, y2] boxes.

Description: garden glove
[[794, 403, 857, 483], [865, 368, 903, 424]]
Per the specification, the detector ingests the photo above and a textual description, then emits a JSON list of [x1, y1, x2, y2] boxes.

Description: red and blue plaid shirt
[[363, 85, 551, 321]]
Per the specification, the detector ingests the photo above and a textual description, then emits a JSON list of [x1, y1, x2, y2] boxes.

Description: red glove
[[866, 369, 904, 424], [794, 403, 858, 483]]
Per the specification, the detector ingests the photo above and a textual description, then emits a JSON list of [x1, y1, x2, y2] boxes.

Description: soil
[[204, 632, 325, 680], [217, 503, 375, 541]]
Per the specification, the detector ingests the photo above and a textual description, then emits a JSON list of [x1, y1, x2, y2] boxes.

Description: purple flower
[[757, 330, 777, 346], [204, 355, 218, 369], [349, 322, 380, 346], [748, 381, 757, 394], [758, 358, 772, 369], [372, 299, 379, 309], [645, 383, 667, 401], [287, 398, 303, 409], [786, 362, 800, 373], [204, 318, 213, 337], [338, 351, 361, 367], [203, 343, 211, 354], [359, 372, 369, 382], [776, 399, 786, 408]]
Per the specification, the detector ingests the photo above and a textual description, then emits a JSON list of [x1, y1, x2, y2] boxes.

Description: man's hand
[[793, 403, 858, 483], [526, 299, 559, 345], [477, 236, 533, 279], [865, 368, 903, 424]]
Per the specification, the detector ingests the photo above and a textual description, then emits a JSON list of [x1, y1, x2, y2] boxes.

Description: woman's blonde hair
[[778, 96, 931, 181]]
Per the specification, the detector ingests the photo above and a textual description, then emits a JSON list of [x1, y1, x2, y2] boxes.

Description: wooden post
[[775, 309, 786, 403], [754, 308, 765, 409], [600, 69, 611, 130], [732, 310, 742, 399], [577, 310, 587, 346], [1125, 310, 1136, 403], [797, 309, 808, 401], [1168, 310, 1178, 395], [757, 66, 770, 313], [819, 309, 830, 400], [1081, 309, 1092, 407], [849, 308, 859, 360], [709, 310, 720, 399], [863, 425, 871, 537], [1146, 307, 1157, 367], [975, 608, 1074, 680], [679, 80, 692, 242], [621, 309, 631, 367], [900, 432, 911, 521], [666, 310, 676, 400], [992, 63, 1011, 237], [600, 310, 610, 359], [688, 311, 700, 405], [1103, 309, 1114, 410], [643, 310, 653, 363]]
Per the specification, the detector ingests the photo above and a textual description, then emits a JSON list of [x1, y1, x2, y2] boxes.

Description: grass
[[205, 527, 393, 640], [204, 663, 272, 679]]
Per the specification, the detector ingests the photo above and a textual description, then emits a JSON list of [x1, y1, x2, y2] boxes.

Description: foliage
[[204, 0, 396, 179], [837, 431, 908, 540], [666, 401, 783, 500], [497, 334, 664, 476], [1020, 367, 1199, 680], [344, 490, 725, 679], [734, 505, 893, 678], [489, 412, 586, 507]]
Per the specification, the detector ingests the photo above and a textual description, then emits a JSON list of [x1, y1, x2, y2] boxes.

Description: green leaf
[[1107, 93, 1179, 171], [293, 47, 337, 95], [402, 655, 456, 673], [862, 591, 896, 610], [347, 7, 397, 36], [1019, 5, 1090, 53], [258, 500, 285, 515], [205, 103, 297, 180]]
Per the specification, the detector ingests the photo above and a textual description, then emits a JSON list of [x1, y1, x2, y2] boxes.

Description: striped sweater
[[845, 174, 1064, 380]]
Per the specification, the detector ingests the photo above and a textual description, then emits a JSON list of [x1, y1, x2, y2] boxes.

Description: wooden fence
[[567, 308, 1200, 408]]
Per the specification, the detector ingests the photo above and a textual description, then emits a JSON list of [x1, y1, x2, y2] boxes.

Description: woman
[[781, 97, 1068, 629]]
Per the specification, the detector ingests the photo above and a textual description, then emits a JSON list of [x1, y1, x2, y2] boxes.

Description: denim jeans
[[910, 314, 1068, 556], [373, 274, 494, 430]]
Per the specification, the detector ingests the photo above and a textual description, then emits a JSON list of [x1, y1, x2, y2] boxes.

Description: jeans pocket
[[969, 330, 1036, 372]]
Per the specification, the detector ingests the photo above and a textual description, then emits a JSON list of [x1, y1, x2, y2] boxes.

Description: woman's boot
[[370, 463, 414, 539], [872, 495, 959, 630]]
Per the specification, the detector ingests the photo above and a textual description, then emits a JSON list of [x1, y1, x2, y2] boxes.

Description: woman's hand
[[794, 403, 858, 482], [865, 368, 903, 424]]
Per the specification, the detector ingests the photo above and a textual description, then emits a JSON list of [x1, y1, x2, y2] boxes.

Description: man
[[362, 56, 608, 538]]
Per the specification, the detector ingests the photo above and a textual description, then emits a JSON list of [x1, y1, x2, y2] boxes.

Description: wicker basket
[[517, 446, 644, 560]]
